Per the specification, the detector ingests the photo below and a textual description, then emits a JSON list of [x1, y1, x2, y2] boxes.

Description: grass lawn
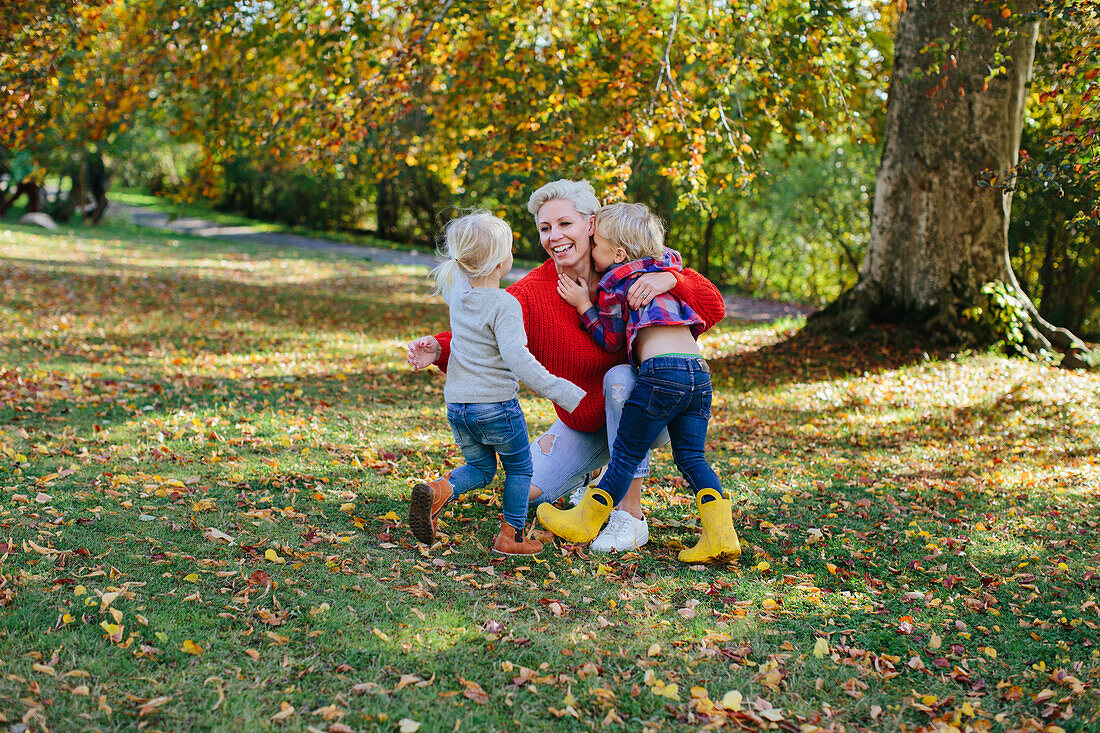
[[1, 217, 1098, 732]]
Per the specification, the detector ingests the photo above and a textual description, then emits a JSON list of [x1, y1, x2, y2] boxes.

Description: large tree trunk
[[808, 0, 1093, 368]]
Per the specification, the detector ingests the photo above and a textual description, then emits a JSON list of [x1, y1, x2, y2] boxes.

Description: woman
[[407, 179, 726, 552]]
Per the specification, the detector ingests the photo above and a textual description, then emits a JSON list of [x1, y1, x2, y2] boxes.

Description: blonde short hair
[[526, 179, 601, 221], [430, 210, 512, 297], [593, 203, 665, 260]]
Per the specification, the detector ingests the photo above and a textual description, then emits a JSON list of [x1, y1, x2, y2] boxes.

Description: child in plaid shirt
[[541, 203, 741, 564]]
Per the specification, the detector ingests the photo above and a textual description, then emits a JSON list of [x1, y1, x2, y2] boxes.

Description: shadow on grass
[[712, 325, 957, 390]]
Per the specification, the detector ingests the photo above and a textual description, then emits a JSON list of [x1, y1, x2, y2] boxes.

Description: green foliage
[[216, 157, 374, 230], [966, 281, 1052, 361]]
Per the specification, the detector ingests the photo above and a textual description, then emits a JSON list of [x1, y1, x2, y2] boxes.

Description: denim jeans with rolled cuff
[[596, 356, 722, 506], [445, 398, 533, 530], [527, 364, 669, 507]]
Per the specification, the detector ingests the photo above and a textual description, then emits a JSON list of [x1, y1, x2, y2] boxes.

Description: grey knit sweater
[[442, 283, 584, 412]]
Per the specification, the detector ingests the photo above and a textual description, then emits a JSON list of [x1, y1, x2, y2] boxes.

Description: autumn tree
[[807, 0, 1093, 366]]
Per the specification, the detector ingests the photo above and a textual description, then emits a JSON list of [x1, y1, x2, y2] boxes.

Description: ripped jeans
[[527, 364, 669, 507]]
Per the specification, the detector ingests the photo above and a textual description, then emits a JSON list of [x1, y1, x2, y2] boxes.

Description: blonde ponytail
[[430, 210, 513, 298]]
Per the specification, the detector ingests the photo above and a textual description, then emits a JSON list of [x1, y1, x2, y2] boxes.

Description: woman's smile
[[537, 198, 593, 270]]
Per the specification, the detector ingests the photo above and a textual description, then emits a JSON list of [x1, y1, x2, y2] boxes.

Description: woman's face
[[537, 199, 594, 271]]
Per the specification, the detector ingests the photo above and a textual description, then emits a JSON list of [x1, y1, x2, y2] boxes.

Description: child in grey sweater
[[408, 211, 585, 555]]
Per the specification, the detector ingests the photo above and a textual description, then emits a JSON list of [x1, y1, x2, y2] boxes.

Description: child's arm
[[496, 299, 586, 412], [578, 289, 627, 353]]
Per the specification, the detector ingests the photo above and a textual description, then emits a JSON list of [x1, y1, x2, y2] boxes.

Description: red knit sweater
[[434, 260, 726, 433]]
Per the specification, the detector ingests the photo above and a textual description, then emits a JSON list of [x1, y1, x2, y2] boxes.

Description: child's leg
[[597, 367, 688, 505], [603, 364, 670, 484], [447, 404, 499, 496], [664, 363, 722, 495], [492, 401, 536, 529]]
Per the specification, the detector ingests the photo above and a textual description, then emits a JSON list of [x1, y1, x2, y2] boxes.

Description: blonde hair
[[526, 179, 601, 221], [430, 211, 513, 297], [593, 203, 665, 260]]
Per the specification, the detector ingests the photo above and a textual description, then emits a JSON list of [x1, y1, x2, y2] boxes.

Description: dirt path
[[109, 203, 815, 322]]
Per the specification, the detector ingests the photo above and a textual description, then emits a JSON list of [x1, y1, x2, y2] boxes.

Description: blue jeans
[[527, 364, 669, 507], [446, 399, 532, 529], [597, 356, 722, 505]]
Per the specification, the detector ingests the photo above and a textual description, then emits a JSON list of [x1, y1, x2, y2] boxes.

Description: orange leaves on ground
[[458, 677, 489, 704]]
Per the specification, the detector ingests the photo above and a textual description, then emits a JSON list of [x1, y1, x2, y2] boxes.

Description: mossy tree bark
[[807, 0, 1093, 368]]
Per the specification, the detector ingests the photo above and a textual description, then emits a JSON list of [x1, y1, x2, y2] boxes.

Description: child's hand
[[557, 273, 592, 312], [406, 336, 441, 371]]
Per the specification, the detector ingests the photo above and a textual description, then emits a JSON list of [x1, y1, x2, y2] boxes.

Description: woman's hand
[[406, 336, 441, 371], [557, 272, 593, 312], [626, 271, 677, 310]]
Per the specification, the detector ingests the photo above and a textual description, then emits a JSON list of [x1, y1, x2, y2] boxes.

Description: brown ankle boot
[[409, 475, 453, 544], [491, 517, 543, 556]]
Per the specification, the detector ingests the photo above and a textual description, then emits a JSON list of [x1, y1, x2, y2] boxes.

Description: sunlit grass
[[1, 219, 1098, 731]]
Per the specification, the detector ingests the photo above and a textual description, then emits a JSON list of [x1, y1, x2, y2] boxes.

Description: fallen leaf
[[270, 701, 295, 722], [720, 689, 743, 711]]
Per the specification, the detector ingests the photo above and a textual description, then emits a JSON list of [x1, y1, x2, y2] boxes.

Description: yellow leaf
[[826, 563, 838, 574], [191, 498, 217, 513], [184, 573, 199, 583], [762, 598, 779, 610], [373, 627, 391, 642], [270, 701, 295, 722], [33, 663, 56, 676], [100, 622, 124, 643], [73, 585, 86, 596], [720, 690, 743, 711], [983, 647, 997, 658], [181, 639, 204, 655], [929, 632, 942, 650], [398, 720, 421, 733], [755, 561, 770, 572], [921, 694, 937, 705], [265, 549, 285, 564], [378, 510, 400, 522], [647, 643, 661, 657], [813, 637, 829, 658]]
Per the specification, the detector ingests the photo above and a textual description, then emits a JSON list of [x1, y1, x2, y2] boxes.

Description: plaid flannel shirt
[[580, 249, 705, 363]]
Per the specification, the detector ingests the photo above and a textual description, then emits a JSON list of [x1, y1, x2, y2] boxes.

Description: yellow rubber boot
[[678, 488, 741, 564], [537, 486, 614, 543]]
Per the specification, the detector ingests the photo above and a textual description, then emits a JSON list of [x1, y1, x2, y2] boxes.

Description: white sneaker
[[590, 509, 649, 552]]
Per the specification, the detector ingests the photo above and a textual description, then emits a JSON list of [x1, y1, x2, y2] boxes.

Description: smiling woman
[[405, 180, 727, 554]]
